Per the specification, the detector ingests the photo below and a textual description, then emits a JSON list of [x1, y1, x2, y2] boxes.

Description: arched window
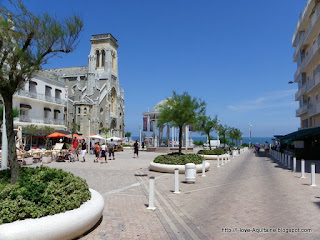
[[101, 50, 105, 67], [84, 107, 87, 114], [111, 51, 116, 70], [110, 88, 116, 113], [78, 107, 81, 114], [96, 50, 100, 68]]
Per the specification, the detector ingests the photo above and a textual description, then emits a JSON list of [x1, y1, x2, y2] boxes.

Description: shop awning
[[279, 127, 320, 142], [44, 107, 51, 112], [20, 104, 32, 109], [54, 109, 61, 113]]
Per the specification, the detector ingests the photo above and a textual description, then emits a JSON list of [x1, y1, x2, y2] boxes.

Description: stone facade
[[39, 33, 125, 137]]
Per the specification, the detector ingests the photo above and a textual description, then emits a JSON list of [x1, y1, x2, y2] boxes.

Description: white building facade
[[293, 0, 320, 129]]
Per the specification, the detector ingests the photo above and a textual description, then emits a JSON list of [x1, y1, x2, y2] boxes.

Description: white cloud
[[227, 89, 296, 112]]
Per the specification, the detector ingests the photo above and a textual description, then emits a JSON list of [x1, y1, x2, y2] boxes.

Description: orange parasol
[[47, 132, 67, 138]]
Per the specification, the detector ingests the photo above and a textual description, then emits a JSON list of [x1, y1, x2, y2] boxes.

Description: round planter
[[0, 188, 104, 240], [149, 161, 210, 174]]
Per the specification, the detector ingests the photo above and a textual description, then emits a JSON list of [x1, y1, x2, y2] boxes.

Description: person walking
[[108, 139, 115, 160], [100, 142, 107, 163], [264, 141, 270, 157], [133, 140, 139, 158], [71, 137, 79, 161], [94, 142, 100, 163], [81, 139, 87, 162]]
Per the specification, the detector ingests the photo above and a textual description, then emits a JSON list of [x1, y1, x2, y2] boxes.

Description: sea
[[131, 136, 273, 145]]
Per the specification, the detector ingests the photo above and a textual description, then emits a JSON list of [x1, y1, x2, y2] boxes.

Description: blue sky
[[20, 0, 306, 137]]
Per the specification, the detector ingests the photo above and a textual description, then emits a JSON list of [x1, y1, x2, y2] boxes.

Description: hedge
[[0, 166, 91, 224], [154, 154, 203, 165]]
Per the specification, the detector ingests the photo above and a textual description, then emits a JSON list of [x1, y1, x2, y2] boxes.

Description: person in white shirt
[[100, 143, 107, 163]]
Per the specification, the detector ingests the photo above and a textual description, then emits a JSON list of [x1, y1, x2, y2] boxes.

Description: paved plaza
[[45, 148, 320, 240]]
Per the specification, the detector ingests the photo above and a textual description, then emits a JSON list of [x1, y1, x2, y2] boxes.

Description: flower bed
[[150, 154, 210, 173]]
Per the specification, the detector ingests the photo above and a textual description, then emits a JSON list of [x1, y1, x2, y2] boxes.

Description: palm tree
[[195, 115, 218, 150], [158, 91, 206, 154]]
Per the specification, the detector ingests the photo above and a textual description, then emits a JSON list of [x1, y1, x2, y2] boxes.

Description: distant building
[[293, 0, 320, 129], [3, 33, 124, 139], [286, 0, 320, 159], [41, 33, 125, 138]]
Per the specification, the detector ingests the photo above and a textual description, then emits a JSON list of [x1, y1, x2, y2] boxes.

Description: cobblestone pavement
[[45, 148, 320, 240]]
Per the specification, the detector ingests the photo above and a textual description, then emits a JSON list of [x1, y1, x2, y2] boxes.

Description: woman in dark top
[[81, 139, 87, 162], [133, 140, 139, 158]]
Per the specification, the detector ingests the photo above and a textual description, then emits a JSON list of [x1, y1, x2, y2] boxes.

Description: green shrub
[[154, 154, 203, 165], [241, 143, 249, 147], [0, 167, 91, 224], [193, 140, 204, 146], [197, 148, 225, 155]]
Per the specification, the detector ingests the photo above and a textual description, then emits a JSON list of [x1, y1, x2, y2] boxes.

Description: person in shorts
[[94, 142, 100, 163], [100, 142, 107, 163], [108, 139, 115, 160], [71, 137, 79, 161], [81, 139, 87, 162]]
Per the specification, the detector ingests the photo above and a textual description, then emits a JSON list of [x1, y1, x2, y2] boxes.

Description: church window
[[96, 50, 100, 68], [101, 50, 105, 67], [100, 108, 103, 114], [78, 107, 81, 114], [84, 107, 87, 114], [111, 51, 116, 70]]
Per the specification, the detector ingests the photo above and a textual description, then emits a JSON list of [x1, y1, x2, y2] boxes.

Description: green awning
[[279, 127, 320, 142]]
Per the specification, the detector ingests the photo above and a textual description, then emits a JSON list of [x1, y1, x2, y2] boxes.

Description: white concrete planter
[[150, 161, 210, 174], [0, 188, 104, 240], [200, 154, 223, 160], [42, 156, 52, 164]]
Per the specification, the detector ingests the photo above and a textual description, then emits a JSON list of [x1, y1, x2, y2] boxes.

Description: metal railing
[[18, 116, 64, 125], [15, 90, 66, 105]]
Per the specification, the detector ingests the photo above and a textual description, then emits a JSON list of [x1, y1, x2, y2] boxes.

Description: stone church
[[39, 33, 125, 138]]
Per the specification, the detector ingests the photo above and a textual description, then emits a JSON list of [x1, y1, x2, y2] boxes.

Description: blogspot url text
[[221, 227, 312, 234]]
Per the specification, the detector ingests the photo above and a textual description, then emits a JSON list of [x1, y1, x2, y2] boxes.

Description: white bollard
[[185, 163, 196, 183], [202, 160, 206, 177], [174, 168, 180, 194], [287, 155, 291, 170], [293, 157, 296, 172], [217, 155, 220, 168], [147, 176, 156, 210], [227, 154, 230, 162], [284, 154, 287, 168], [311, 163, 316, 187], [221, 154, 225, 166], [301, 159, 305, 179], [233, 151, 235, 158]]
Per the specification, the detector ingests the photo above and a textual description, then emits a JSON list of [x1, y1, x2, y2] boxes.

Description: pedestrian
[[81, 139, 87, 162], [94, 142, 100, 163], [133, 140, 139, 158], [71, 137, 79, 161], [100, 142, 107, 163], [255, 143, 260, 157], [108, 138, 115, 160], [264, 141, 270, 157]]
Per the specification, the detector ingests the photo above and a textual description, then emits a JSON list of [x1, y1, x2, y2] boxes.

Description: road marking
[[136, 170, 202, 240]]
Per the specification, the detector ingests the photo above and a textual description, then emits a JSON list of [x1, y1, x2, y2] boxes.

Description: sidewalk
[[47, 149, 320, 240]]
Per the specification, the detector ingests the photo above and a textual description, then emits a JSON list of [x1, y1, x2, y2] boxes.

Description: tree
[[0, 0, 83, 184], [195, 115, 218, 150], [217, 124, 230, 148], [125, 132, 131, 138], [234, 128, 243, 146], [0, 105, 19, 128], [70, 122, 80, 136], [38, 126, 55, 149], [228, 127, 237, 145], [158, 91, 206, 154], [100, 127, 110, 137]]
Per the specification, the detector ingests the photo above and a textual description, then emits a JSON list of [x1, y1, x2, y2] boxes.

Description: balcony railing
[[17, 116, 64, 125], [15, 90, 66, 105], [308, 103, 320, 117], [296, 104, 309, 117], [295, 84, 307, 100]]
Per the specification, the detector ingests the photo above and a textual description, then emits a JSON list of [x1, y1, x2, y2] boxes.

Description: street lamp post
[[249, 121, 253, 148], [139, 125, 142, 144], [1, 103, 8, 170]]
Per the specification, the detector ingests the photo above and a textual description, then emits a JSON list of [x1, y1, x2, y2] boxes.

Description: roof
[[278, 127, 320, 142]]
